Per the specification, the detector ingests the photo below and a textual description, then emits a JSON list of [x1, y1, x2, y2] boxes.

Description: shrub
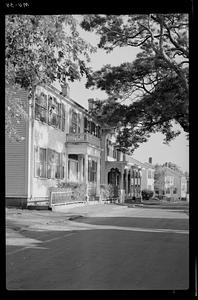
[[141, 189, 154, 200], [100, 184, 119, 200], [55, 181, 87, 202]]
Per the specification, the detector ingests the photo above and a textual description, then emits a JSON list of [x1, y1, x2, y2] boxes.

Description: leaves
[[81, 14, 189, 153], [6, 15, 96, 141]]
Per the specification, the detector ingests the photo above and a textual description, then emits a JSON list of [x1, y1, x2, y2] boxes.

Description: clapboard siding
[[5, 88, 29, 197]]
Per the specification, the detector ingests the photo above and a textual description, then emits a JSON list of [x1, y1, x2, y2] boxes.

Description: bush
[[100, 184, 119, 200], [55, 181, 87, 202], [141, 189, 154, 200]]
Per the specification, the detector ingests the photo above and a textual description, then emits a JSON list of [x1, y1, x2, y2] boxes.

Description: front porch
[[65, 139, 101, 202], [103, 161, 142, 202]]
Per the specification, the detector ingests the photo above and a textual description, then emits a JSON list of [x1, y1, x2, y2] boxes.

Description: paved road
[[6, 209, 189, 290]]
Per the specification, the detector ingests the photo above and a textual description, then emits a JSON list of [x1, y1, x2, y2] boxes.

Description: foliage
[[141, 189, 154, 200], [100, 184, 119, 200], [56, 181, 87, 202], [5, 15, 95, 141], [81, 14, 189, 153], [5, 86, 28, 142]]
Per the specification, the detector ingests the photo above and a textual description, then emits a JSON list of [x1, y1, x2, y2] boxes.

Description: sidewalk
[[6, 202, 188, 233]]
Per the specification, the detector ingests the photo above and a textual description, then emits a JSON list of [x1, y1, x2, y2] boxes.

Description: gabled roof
[[143, 162, 155, 169], [125, 155, 154, 169], [160, 166, 184, 177]]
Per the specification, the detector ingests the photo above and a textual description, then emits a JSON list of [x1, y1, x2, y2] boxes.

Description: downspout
[[27, 86, 35, 206]]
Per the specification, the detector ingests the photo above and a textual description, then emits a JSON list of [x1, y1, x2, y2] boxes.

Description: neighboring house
[[141, 157, 155, 193], [99, 128, 143, 201], [154, 164, 188, 200]]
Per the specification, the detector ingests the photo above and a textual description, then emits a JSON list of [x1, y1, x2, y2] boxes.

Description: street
[[6, 206, 189, 290]]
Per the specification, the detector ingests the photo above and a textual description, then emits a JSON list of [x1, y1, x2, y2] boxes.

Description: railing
[[66, 132, 101, 148]]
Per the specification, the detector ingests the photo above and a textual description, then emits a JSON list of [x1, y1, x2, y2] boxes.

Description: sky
[[61, 19, 189, 173]]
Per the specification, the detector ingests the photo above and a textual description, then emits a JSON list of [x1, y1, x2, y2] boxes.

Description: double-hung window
[[70, 110, 80, 134], [88, 159, 97, 183], [48, 96, 61, 129], [35, 88, 66, 132], [47, 149, 61, 179], [35, 147, 64, 179], [35, 92, 47, 123], [35, 147, 47, 178], [148, 170, 152, 179]]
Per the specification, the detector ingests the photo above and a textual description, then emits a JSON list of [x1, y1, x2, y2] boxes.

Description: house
[[141, 157, 155, 193], [154, 164, 188, 201], [6, 84, 102, 208], [100, 130, 143, 202]]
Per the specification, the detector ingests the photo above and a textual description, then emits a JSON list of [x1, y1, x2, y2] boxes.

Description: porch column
[[79, 155, 84, 182], [65, 153, 68, 182], [139, 170, 142, 201], [128, 170, 131, 198], [132, 168, 135, 197], [96, 157, 101, 200], [125, 168, 128, 199], [84, 154, 89, 202], [120, 169, 125, 203]]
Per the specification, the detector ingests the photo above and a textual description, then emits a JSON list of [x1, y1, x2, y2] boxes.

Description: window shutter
[[77, 113, 81, 133], [69, 107, 73, 133], [84, 117, 87, 132]]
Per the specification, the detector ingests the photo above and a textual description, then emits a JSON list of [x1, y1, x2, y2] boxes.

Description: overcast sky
[[64, 19, 189, 173]]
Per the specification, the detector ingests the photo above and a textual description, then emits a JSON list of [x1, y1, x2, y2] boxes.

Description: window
[[35, 147, 47, 178], [117, 150, 121, 161], [148, 170, 152, 178], [47, 149, 61, 179], [173, 187, 177, 194], [68, 156, 79, 182], [35, 89, 66, 132], [96, 125, 101, 138], [35, 92, 47, 123], [84, 117, 88, 133], [48, 96, 61, 129], [70, 110, 80, 134], [106, 139, 110, 156], [113, 147, 117, 159], [84, 117, 100, 137], [88, 159, 97, 183], [166, 188, 170, 194], [35, 147, 64, 179], [90, 121, 96, 136]]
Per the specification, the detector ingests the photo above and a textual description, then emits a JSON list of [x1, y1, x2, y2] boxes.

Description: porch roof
[[105, 161, 127, 173]]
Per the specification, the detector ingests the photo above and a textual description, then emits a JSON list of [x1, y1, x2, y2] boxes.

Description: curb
[[68, 215, 84, 221]]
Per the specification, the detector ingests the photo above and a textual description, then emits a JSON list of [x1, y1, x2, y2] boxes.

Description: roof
[[125, 155, 154, 169], [157, 165, 184, 177]]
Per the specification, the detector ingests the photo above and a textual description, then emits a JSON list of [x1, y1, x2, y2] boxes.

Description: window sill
[[35, 118, 65, 132]]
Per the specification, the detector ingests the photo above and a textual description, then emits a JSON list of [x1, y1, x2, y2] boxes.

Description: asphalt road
[[6, 215, 189, 290]]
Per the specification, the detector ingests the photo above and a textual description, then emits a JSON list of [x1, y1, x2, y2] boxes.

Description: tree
[[154, 165, 165, 196], [81, 14, 189, 153], [6, 15, 95, 141]]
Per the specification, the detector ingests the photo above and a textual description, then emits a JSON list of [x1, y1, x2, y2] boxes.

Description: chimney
[[149, 157, 152, 164], [61, 83, 70, 97], [88, 98, 95, 111]]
